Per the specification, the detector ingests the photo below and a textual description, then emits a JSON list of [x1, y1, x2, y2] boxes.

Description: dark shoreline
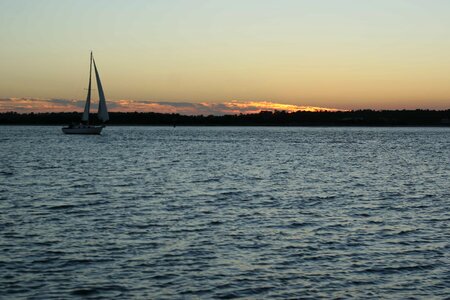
[[1, 110, 450, 126]]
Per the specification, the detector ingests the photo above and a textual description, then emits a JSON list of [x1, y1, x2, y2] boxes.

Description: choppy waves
[[1, 126, 449, 299]]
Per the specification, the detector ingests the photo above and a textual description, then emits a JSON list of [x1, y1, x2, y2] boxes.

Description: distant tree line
[[1, 110, 450, 126]]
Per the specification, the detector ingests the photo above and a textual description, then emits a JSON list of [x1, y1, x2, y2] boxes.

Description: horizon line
[[2, 97, 449, 115]]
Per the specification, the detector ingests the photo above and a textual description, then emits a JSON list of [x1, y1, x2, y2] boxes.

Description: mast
[[81, 52, 93, 123], [93, 56, 109, 122]]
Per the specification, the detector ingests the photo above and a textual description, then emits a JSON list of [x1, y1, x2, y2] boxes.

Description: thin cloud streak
[[0, 98, 85, 113], [0, 98, 345, 115]]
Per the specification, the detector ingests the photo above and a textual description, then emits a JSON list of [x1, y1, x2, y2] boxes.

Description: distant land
[[1, 110, 450, 126]]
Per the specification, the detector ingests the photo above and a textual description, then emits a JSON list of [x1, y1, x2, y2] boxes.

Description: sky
[[1, 0, 450, 114]]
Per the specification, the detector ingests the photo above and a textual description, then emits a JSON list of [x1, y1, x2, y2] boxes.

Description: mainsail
[[81, 52, 93, 122], [93, 58, 109, 122]]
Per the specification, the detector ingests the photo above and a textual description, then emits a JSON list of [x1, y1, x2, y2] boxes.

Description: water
[[1, 126, 449, 299]]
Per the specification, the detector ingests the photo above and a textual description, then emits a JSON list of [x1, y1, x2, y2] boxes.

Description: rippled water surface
[[1, 126, 450, 299]]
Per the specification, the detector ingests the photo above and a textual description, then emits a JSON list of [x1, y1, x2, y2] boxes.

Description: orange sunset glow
[[0, 98, 343, 115], [1, 1, 450, 112]]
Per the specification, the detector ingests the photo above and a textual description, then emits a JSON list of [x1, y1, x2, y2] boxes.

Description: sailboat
[[62, 52, 109, 134]]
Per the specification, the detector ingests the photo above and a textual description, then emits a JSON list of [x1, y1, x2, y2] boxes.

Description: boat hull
[[62, 126, 103, 135]]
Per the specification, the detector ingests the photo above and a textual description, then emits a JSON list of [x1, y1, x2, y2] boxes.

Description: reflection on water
[[1, 126, 449, 298]]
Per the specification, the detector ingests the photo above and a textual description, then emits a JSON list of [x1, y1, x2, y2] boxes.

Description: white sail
[[81, 53, 93, 122], [93, 58, 109, 122], [62, 52, 108, 135]]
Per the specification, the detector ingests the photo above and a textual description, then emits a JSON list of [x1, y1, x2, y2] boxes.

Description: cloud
[[0, 98, 84, 113], [0, 98, 345, 115], [106, 99, 345, 114]]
